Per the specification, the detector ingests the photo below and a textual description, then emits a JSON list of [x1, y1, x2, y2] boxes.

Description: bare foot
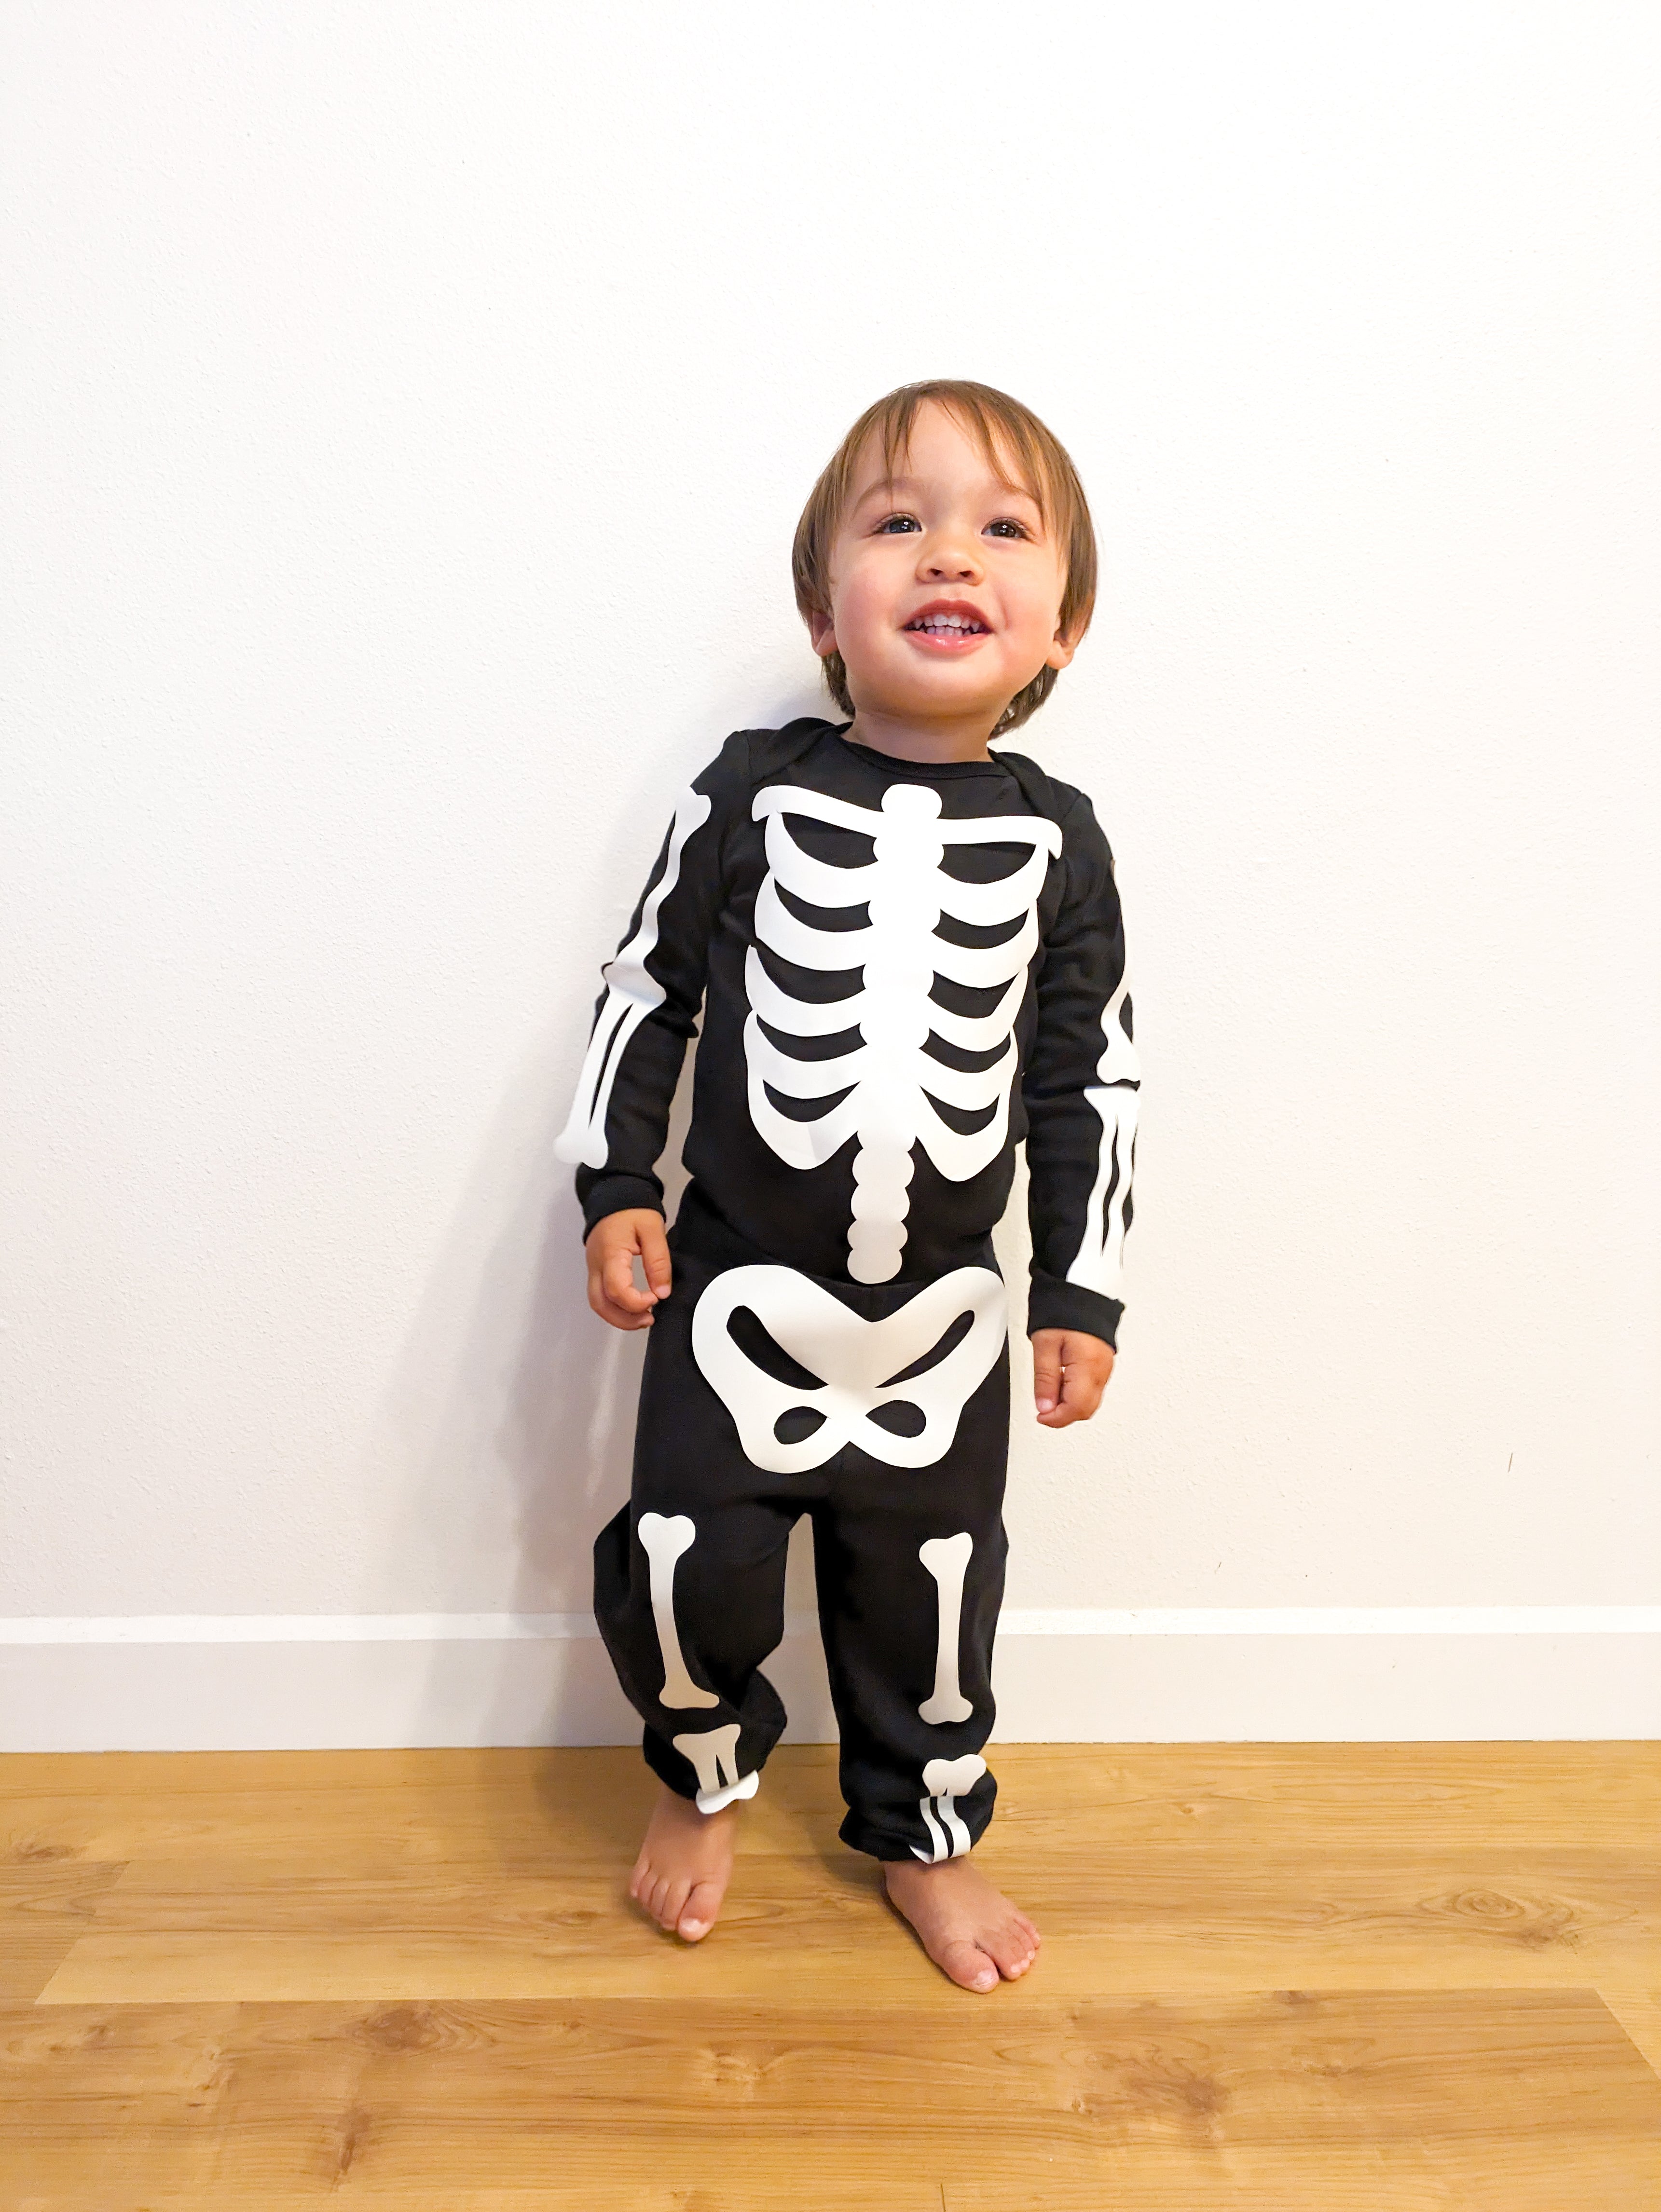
[[882, 1857, 1041, 1993], [628, 1784, 740, 1942]]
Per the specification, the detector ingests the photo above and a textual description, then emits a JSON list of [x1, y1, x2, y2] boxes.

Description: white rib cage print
[[745, 782, 1063, 1283]]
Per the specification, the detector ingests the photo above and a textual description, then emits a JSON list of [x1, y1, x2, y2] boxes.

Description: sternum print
[[745, 782, 1063, 1283], [848, 789, 948, 1281]]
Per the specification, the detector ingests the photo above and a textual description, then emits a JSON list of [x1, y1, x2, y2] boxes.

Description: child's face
[[809, 401, 1076, 732]]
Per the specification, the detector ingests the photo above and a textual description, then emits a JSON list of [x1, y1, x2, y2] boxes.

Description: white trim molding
[[1, 1607, 1656, 1752]]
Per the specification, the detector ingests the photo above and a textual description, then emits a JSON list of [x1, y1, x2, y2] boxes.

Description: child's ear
[[1046, 589, 1090, 671], [807, 605, 838, 658]]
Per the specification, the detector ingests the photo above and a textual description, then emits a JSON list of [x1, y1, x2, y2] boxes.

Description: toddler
[[556, 380, 1138, 1993]]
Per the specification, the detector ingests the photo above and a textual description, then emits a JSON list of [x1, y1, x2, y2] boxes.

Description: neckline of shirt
[[830, 726, 1014, 782]]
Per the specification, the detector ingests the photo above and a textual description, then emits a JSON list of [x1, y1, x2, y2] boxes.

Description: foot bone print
[[691, 1265, 1007, 1474], [671, 1721, 757, 1815], [745, 783, 1063, 1283], [914, 1754, 988, 1862]]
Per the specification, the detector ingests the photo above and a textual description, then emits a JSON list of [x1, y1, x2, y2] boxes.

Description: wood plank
[[0, 1748, 667, 1870], [3, 1991, 1657, 2205], [1599, 1986, 1661, 2077], [37, 1843, 1657, 2005], [6, 1743, 1658, 1862], [2, 2195, 946, 2212], [5, 1747, 1657, 2208], [0, 1864, 126, 2002]]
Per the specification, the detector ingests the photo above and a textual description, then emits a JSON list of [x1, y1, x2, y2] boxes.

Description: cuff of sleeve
[[1026, 1274, 1123, 1348], [578, 1173, 666, 1241]]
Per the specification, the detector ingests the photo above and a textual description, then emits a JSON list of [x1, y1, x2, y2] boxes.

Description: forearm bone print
[[746, 783, 1063, 1283]]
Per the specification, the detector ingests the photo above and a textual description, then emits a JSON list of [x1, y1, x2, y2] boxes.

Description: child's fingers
[[601, 1245, 656, 1314], [637, 1215, 673, 1300], [590, 1289, 654, 1330], [1031, 1330, 1063, 1418], [1057, 1357, 1103, 1425], [1034, 1332, 1115, 1426]]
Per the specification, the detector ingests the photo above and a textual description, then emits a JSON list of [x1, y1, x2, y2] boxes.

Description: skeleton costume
[[557, 718, 1138, 1861]]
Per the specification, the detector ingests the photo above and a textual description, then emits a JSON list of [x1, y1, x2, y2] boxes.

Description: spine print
[[745, 782, 1062, 1283]]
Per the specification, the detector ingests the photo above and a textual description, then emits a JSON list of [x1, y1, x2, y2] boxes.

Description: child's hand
[[1030, 1328, 1115, 1427], [585, 1209, 672, 1330]]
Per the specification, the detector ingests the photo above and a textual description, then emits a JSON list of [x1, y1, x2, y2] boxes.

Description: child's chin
[[855, 662, 1006, 719]]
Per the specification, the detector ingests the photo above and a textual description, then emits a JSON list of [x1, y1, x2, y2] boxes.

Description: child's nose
[[920, 535, 983, 582]]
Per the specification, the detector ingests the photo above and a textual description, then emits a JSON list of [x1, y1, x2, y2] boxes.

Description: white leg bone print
[[671, 1721, 758, 1815], [636, 1512, 719, 1711], [912, 1753, 988, 1861], [555, 787, 714, 1170], [692, 1265, 1006, 1474], [918, 1532, 974, 1724], [745, 783, 1063, 1282]]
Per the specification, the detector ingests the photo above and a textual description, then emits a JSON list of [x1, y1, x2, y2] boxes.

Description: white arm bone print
[[746, 783, 1063, 1282], [691, 1264, 1007, 1474], [555, 787, 714, 1170], [1065, 969, 1140, 1300]]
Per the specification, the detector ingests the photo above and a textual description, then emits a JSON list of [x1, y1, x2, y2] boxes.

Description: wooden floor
[[1, 1744, 1658, 2209]]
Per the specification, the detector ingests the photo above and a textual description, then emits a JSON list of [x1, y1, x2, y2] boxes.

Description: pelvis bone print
[[745, 783, 1063, 1282], [691, 1264, 1006, 1474]]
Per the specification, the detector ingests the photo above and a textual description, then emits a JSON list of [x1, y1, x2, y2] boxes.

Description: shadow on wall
[[378, 686, 833, 1755]]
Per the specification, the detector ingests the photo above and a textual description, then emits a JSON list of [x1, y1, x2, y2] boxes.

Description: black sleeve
[[1021, 792, 1139, 1347], [554, 733, 749, 1235]]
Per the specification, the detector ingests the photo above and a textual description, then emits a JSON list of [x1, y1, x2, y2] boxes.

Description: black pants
[[593, 1193, 1010, 1862]]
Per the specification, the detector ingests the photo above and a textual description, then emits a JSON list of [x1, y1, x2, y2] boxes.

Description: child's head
[[793, 381, 1096, 739]]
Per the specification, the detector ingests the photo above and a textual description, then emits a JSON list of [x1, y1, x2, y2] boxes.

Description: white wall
[[3, 3, 1658, 1746]]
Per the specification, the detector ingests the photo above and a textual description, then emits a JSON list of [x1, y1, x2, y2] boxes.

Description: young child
[[555, 380, 1138, 1994]]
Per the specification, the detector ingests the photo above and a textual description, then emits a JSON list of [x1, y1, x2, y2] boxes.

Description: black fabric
[[566, 718, 1139, 1858], [592, 1202, 1008, 1862], [566, 718, 1138, 1344]]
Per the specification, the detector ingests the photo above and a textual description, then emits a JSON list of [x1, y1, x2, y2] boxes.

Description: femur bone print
[[746, 783, 1064, 1282]]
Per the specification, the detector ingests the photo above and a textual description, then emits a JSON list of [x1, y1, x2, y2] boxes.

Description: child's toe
[[939, 1937, 999, 1994], [677, 1876, 724, 1940], [986, 1922, 1037, 1979]]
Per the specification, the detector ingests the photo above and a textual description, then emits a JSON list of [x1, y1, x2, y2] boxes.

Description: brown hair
[[792, 379, 1097, 737]]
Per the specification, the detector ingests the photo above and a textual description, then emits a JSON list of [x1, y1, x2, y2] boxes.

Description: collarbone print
[[744, 781, 1063, 1283]]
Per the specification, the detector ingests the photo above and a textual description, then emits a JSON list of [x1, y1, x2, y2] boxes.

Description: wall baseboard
[[2, 1608, 1655, 1751]]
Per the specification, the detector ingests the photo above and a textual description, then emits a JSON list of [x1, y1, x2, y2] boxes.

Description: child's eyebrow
[[851, 472, 1045, 510]]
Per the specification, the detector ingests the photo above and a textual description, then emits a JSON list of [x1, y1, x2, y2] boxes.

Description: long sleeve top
[[556, 718, 1139, 1346]]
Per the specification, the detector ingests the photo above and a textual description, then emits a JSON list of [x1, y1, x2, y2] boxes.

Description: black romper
[[558, 718, 1138, 1861]]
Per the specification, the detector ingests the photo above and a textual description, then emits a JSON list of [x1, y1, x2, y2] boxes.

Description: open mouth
[[903, 602, 991, 644]]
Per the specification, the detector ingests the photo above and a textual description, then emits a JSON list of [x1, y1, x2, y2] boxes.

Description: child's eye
[[986, 518, 1030, 540], [876, 513, 921, 534]]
